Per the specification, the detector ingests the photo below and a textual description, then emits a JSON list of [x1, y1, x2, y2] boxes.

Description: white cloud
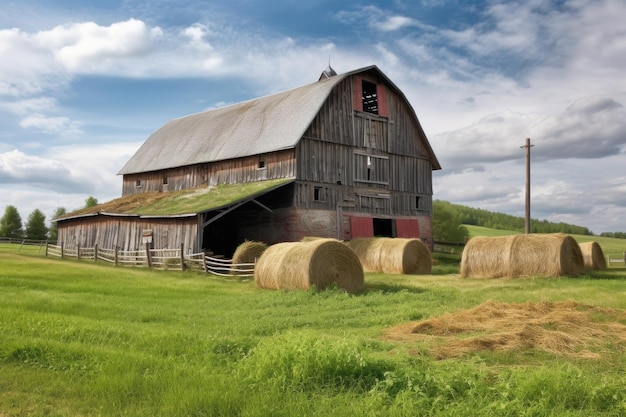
[[19, 114, 83, 136], [36, 19, 163, 72]]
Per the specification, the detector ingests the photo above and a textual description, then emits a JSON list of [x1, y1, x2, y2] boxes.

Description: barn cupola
[[318, 63, 337, 81]]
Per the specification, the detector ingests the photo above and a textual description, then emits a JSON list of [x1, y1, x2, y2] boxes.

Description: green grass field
[[1, 234, 626, 416]]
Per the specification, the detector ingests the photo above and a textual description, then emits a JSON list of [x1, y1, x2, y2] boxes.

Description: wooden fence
[[0, 237, 48, 252], [44, 242, 255, 275]]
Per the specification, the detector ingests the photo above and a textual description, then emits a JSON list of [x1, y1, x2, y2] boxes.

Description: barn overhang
[[200, 195, 273, 227]]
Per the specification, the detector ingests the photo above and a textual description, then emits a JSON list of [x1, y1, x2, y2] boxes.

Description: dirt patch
[[384, 301, 626, 359]]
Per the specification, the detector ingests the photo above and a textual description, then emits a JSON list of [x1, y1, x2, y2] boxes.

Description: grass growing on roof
[[60, 178, 293, 217]]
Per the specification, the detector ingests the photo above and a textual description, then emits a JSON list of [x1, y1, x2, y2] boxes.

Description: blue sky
[[1, 0, 625, 234]]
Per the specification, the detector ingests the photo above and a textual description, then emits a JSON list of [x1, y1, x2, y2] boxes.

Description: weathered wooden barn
[[57, 65, 441, 256]]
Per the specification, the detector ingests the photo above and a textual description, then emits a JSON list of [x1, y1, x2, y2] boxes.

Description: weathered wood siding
[[58, 215, 198, 252], [122, 150, 296, 196], [298, 73, 433, 217]]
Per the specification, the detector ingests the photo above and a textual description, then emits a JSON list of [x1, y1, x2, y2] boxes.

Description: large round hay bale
[[460, 235, 517, 278], [379, 238, 432, 274], [231, 241, 267, 275], [347, 237, 432, 274], [347, 237, 386, 272], [461, 233, 584, 278], [579, 241, 607, 271], [254, 239, 364, 293]]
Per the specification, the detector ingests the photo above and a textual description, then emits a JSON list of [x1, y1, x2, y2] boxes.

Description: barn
[[56, 65, 441, 256]]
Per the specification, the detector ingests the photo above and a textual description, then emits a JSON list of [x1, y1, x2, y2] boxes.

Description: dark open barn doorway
[[373, 218, 394, 237], [202, 210, 240, 257]]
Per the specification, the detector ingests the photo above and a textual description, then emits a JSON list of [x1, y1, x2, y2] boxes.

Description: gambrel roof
[[118, 65, 440, 175]]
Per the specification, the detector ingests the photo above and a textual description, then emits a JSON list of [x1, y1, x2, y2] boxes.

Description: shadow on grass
[[583, 267, 626, 280], [363, 282, 430, 295]]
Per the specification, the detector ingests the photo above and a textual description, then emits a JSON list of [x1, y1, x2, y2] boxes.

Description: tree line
[[432, 200, 603, 243], [0, 197, 98, 242]]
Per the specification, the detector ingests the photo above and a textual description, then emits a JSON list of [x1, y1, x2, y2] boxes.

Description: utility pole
[[520, 138, 534, 234]]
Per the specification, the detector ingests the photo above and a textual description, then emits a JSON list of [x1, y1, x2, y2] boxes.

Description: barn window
[[258, 160, 266, 169], [162, 176, 168, 185], [136, 179, 141, 187], [415, 196, 421, 210], [354, 152, 389, 185], [314, 186, 325, 201], [362, 80, 378, 115]]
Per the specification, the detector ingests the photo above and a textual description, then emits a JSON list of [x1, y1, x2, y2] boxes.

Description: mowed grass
[[1, 240, 626, 416]]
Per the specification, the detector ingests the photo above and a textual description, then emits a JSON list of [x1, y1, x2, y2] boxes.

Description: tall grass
[[1, 247, 626, 416]]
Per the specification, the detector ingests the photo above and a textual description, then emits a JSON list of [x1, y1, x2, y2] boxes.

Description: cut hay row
[[579, 241, 607, 271], [460, 233, 584, 278], [383, 300, 626, 360], [347, 237, 432, 274], [254, 238, 364, 293]]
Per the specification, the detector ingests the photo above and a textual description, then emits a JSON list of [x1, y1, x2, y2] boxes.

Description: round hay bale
[[460, 235, 517, 278], [231, 241, 267, 275], [461, 233, 584, 278], [300, 236, 325, 242], [379, 238, 432, 274], [347, 237, 385, 272], [579, 241, 607, 271], [254, 239, 364, 293], [347, 237, 432, 274]]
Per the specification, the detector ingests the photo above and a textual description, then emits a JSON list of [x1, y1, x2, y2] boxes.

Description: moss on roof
[[60, 178, 293, 219]]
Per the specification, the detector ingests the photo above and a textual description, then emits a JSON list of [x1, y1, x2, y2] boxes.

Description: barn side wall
[[121, 149, 296, 196], [57, 216, 199, 252]]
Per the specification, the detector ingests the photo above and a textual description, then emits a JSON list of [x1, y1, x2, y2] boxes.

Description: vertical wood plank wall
[[122, 149, 296, 196]]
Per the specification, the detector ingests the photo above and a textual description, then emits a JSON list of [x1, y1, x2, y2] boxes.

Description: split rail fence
[[44, 242, 255, 277]]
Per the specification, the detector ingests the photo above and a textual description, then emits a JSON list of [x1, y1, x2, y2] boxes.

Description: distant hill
[[434, 200, 593, 236]]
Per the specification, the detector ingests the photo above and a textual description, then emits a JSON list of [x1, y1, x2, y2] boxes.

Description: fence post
[[45, 241, 49, 257], [115, 246, 119, 266], [145, 242, 152, 268], [61, 242, 64, 259], [202, 251, 208, 273], [94, 243, 98, 262], [180, 243, 185, 271], [77, 244, 81, 259]]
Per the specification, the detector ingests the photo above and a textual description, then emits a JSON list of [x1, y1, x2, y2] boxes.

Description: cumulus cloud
[[36, 19, 163, 72], [0, 143, 139, 195], [0, 149, 74, 188], [433, 95, 626, 173]]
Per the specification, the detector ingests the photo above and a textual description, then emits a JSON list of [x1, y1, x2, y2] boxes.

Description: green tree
[[432, 201, 469, 243], [84, 196, 98, 208], [25, 209, 48, 240], [0, 205, 24, 238], [48, 207, 66, 242]]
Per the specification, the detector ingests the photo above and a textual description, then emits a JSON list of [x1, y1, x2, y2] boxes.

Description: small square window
[[258, 160, 266, 169], [314, 186, 324, 201]]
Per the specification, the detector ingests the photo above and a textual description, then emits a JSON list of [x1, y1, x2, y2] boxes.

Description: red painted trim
[[350, 216, 373, 238], [353, 76, 363, 112], [395, 218, 420, 238]]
